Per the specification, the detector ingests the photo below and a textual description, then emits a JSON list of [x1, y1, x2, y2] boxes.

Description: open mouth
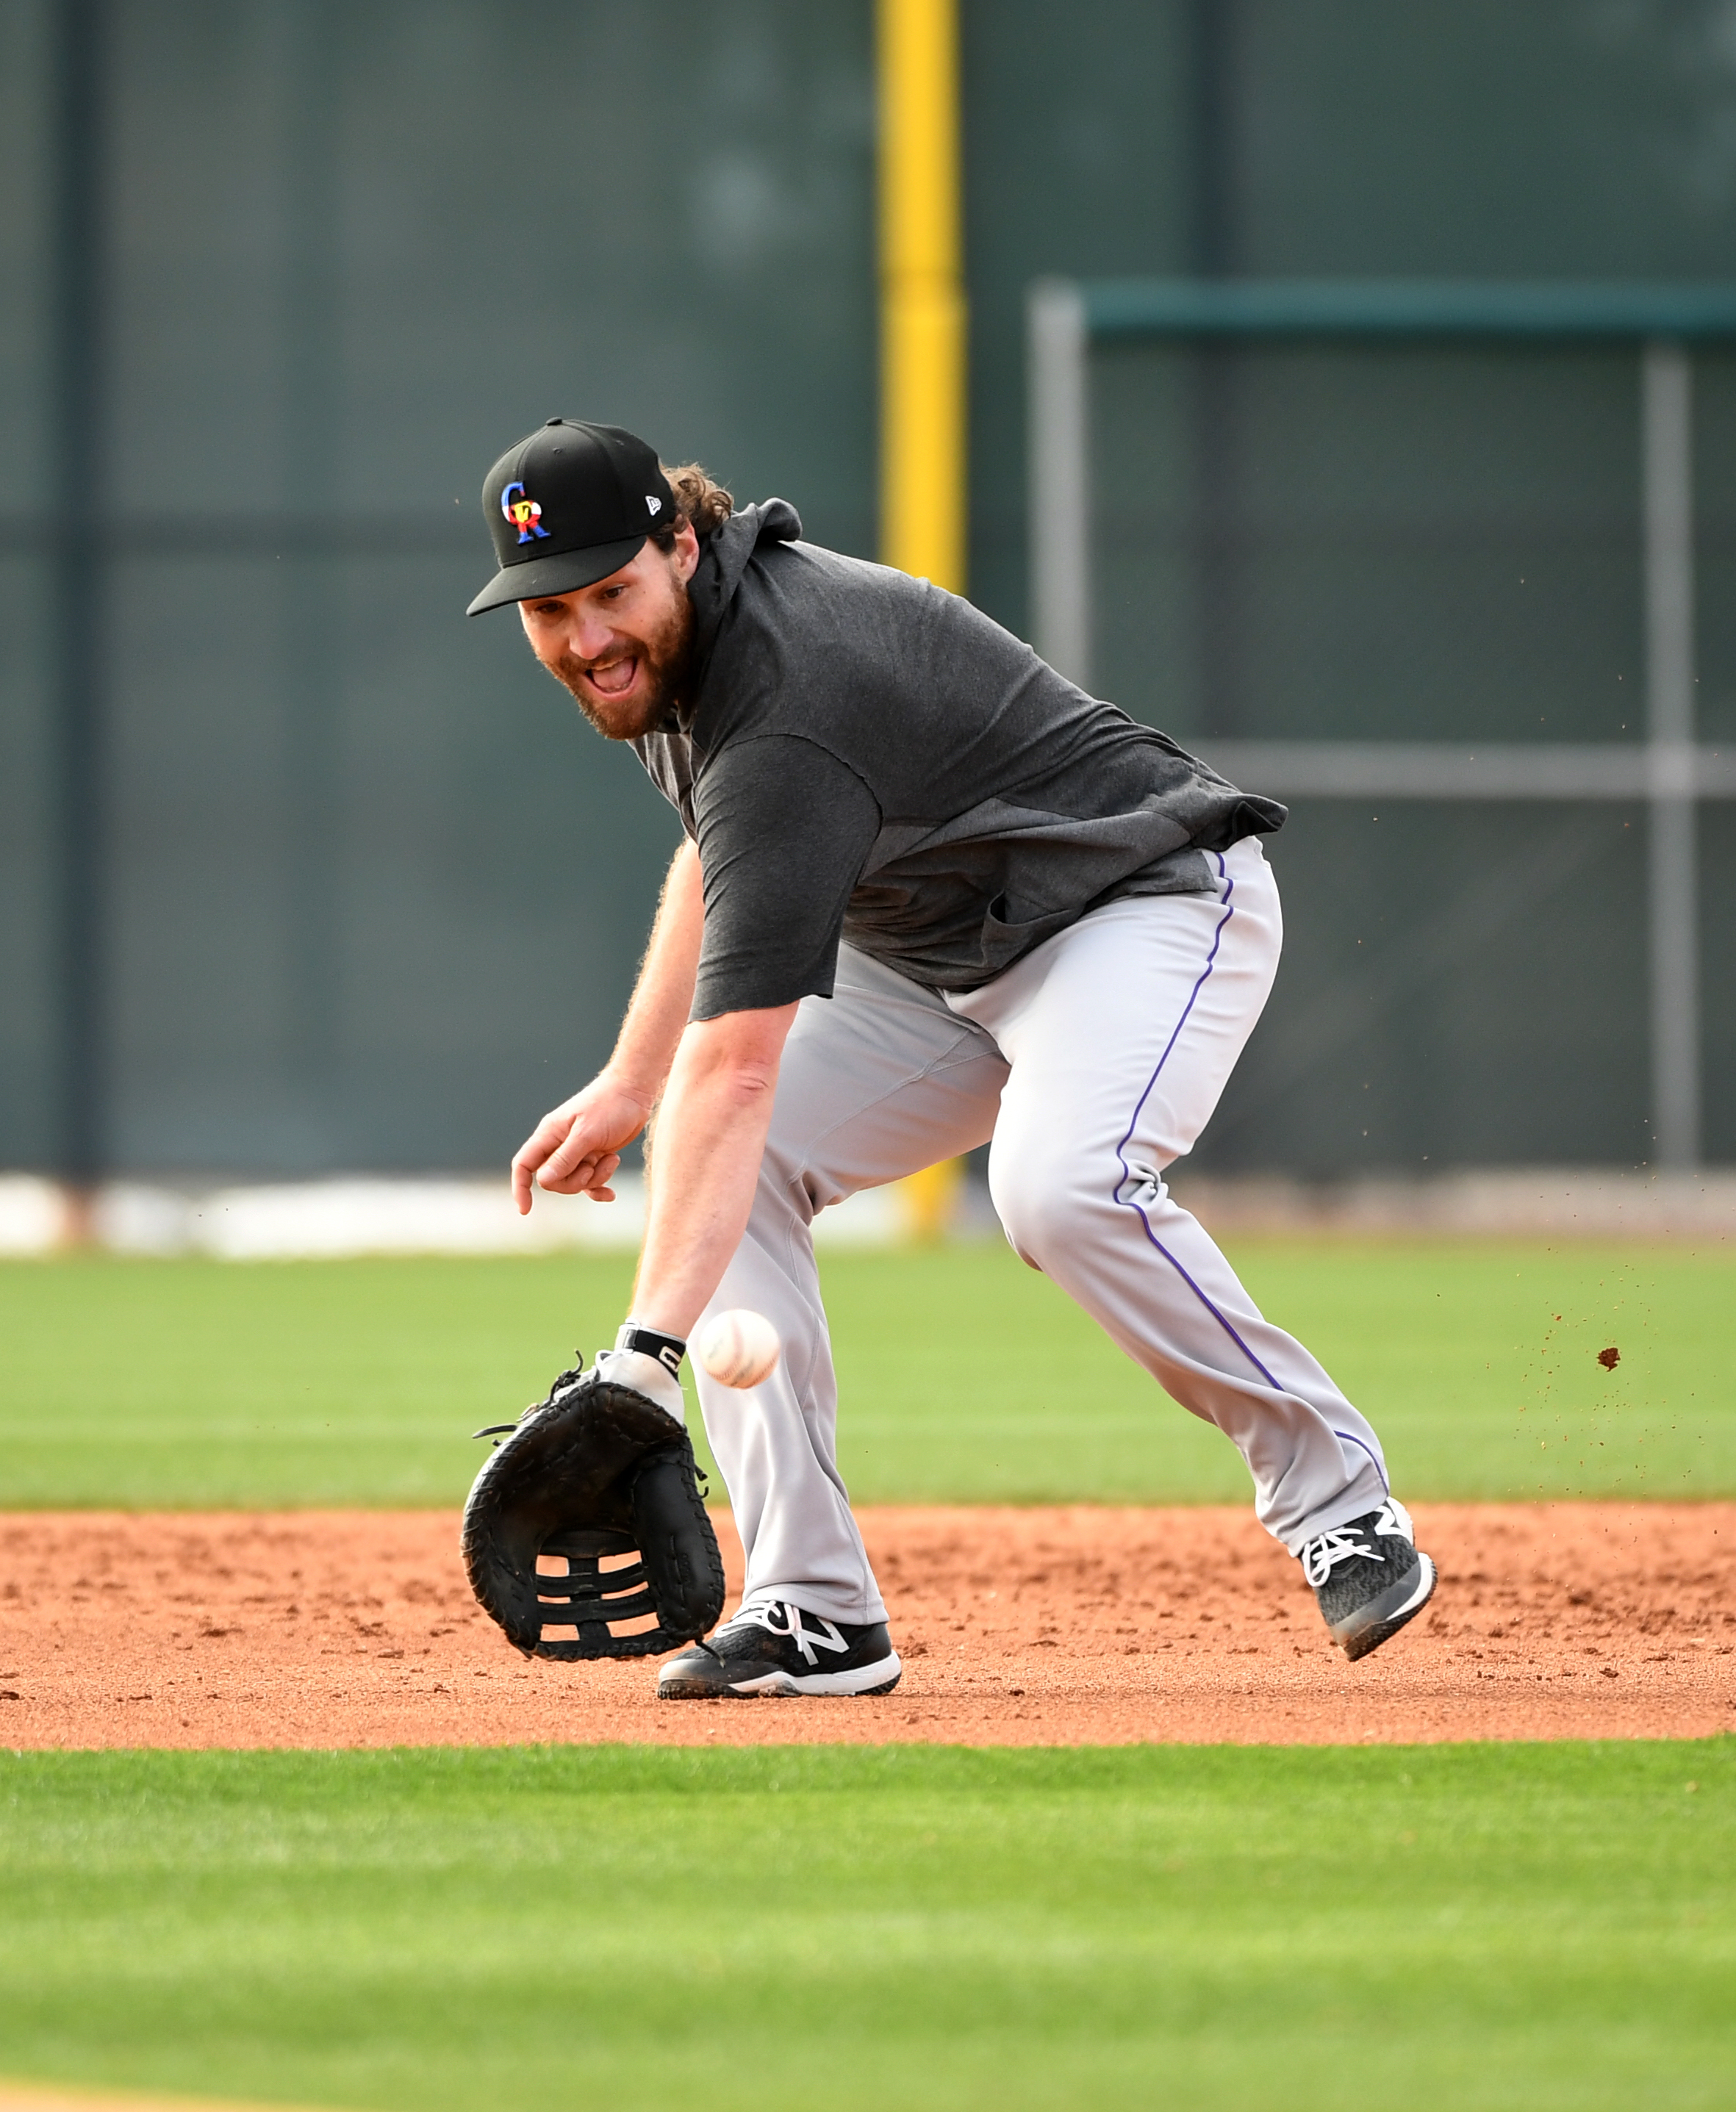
[[585, 653, 639, 698]]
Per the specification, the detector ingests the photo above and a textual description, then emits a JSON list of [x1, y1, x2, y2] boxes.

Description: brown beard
[[546, 586, 695, 741]]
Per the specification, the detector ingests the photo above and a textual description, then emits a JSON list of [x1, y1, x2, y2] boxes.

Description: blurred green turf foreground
[[0, 1240, 1730, 1508], [0, 1743, 1731, 2112]]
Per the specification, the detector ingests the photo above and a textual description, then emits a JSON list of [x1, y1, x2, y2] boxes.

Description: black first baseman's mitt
[[462, 1361, 725, 1660]]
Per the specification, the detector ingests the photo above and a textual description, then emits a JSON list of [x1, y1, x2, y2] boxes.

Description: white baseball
[[696, 1309, 781, 1389]]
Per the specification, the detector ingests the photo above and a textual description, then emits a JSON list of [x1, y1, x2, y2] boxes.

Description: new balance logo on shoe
[[736, 1601, 853, 1667], [658, 1598, 902, 1699]]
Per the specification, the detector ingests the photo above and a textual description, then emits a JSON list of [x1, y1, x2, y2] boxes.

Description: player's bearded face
[[531, 548, 696, 741]]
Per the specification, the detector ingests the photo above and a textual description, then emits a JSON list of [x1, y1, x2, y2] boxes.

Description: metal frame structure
[[1027, 278, 1736, 1169]]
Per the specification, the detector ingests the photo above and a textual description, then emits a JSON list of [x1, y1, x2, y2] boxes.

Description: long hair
[[650, 461, 734, 547]]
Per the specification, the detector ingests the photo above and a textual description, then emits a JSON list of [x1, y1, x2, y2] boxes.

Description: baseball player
[[467, 417, 1437, 1698]]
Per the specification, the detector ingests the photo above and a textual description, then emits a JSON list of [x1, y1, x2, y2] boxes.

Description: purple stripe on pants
[[1110, 855, 1285, 1393]]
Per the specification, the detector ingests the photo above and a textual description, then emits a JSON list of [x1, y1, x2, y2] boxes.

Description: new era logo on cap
[[467, 420, 677, 616]]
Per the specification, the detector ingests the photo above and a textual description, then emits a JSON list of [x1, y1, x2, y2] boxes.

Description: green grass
[[834, 1237, 1734, 1506], [1, 1742, 1731, 2112], [0, 1239, 1730, 1509]]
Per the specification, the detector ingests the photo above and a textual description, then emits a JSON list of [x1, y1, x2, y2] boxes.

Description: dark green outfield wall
[[2, 0, 1733, 1177]]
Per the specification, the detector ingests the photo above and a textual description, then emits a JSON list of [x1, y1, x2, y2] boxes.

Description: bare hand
[[511, 1076, 654, 1214]]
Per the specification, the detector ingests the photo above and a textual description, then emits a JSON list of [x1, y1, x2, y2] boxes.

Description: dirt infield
[[1, 1504, 1731, 1748], [0, 2090, 276, 2112], [0, 2091, 274, 2112]]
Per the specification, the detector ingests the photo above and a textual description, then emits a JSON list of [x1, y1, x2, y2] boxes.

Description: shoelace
[[1299, 1501, 1413, 1590], [729, 1600, 850, 1667], [1301, 1526, 1378, 1588]]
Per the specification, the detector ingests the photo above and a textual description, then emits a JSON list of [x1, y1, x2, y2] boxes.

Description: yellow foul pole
[[878, 0, 966, 594], [879, 0, 968, 1239]]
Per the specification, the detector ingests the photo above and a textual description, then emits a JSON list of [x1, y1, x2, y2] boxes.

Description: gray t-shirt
[[634, 500, 1285, 1020]]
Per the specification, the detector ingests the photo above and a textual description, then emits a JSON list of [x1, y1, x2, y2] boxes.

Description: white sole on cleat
[[1388, 1550, 1436, 1621], [681, 1650, 903, 1699]]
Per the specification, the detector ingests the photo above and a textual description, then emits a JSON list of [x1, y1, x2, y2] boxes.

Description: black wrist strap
[[616, 1323, 687, 1380]]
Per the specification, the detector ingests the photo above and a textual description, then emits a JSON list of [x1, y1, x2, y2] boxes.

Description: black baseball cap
[[466, 419, 676, 616]]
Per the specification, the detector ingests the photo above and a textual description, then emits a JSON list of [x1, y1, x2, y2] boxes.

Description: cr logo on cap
[[501, 481, 550, 545]]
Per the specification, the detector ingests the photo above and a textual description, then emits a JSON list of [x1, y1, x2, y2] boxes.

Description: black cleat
[[657, 1600, 903, 1698], [1299, 1498, 1438, 1662]]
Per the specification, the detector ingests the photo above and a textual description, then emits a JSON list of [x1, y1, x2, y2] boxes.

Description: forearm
[[606, 838, 703, 1105], [628, 1005, 796, 1339]]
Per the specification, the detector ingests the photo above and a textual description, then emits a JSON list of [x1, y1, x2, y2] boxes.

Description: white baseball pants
[[692, 836, 1391, 1625]]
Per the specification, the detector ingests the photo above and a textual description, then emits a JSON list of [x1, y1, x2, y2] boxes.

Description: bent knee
[[988, 1141, 1106, 1267]]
